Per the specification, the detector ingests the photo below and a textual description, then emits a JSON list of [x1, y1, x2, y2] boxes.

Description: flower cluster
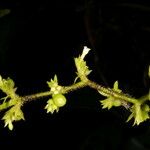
[[99, 81, 122, 109], [47, 75, 62, 95], [0, 76, 24, 130], [0, 75, 17, 98], [74, 46, 91, 80], [127, 103, 149, 125], [99, 80, 150, 125], [2, 101, 24, 130], [45, 94, 66, 114], [0, 47, 149, 131], [45, 75, 67, 113]]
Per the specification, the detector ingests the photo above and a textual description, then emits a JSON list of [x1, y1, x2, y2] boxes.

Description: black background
[[0, 1, 150, 149]]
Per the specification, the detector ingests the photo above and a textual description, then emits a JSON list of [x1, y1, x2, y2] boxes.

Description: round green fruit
[[53, 94, 66, 107]]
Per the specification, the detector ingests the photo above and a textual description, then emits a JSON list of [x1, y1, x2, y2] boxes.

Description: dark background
[[0, 1, 150, 149]]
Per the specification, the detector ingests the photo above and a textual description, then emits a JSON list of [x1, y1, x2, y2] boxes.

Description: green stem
[[138, 94, 149, 103], [22, 91, 52, 103], [61, 81, 88, 93], [22, 81, 88, 103], [21, 78, 138, 105], [87, 80, 137, 104]]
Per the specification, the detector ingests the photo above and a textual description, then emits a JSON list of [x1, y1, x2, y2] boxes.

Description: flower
[[101, 97, 121, 110], [2, 103, 25, 130], [4, 118, 13, 130], [45, 94, 67, 114], [47, 75, 62, 95], [99, 81, 122, 109], [127, 103, 149, 125], [81, 46, 91, 60], [74, 46, 92, 78], [45, 99, 59, 114]]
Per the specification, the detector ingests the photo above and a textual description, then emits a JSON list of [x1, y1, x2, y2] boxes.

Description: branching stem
[[0, 46, 149, 130], [21, 78, 138, 105]]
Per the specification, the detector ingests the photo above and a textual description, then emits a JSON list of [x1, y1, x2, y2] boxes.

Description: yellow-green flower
[[47, 75, 62, 95], [99, 81, 122, 109], [45, 99, 59, 114], [45, 94, 67, 114], [74, 46, 92, 79], [101, 97, 121, 110], [2, 103, 24, 130], [127, 103, 149, 125]]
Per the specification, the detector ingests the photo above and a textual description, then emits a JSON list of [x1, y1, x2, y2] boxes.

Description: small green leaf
[[98, 90, 109, 97], [113, 81, 119, 90], [0, 98, 18, 111], [113, 81, 122, 93], [54, 74, 58, 83]]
